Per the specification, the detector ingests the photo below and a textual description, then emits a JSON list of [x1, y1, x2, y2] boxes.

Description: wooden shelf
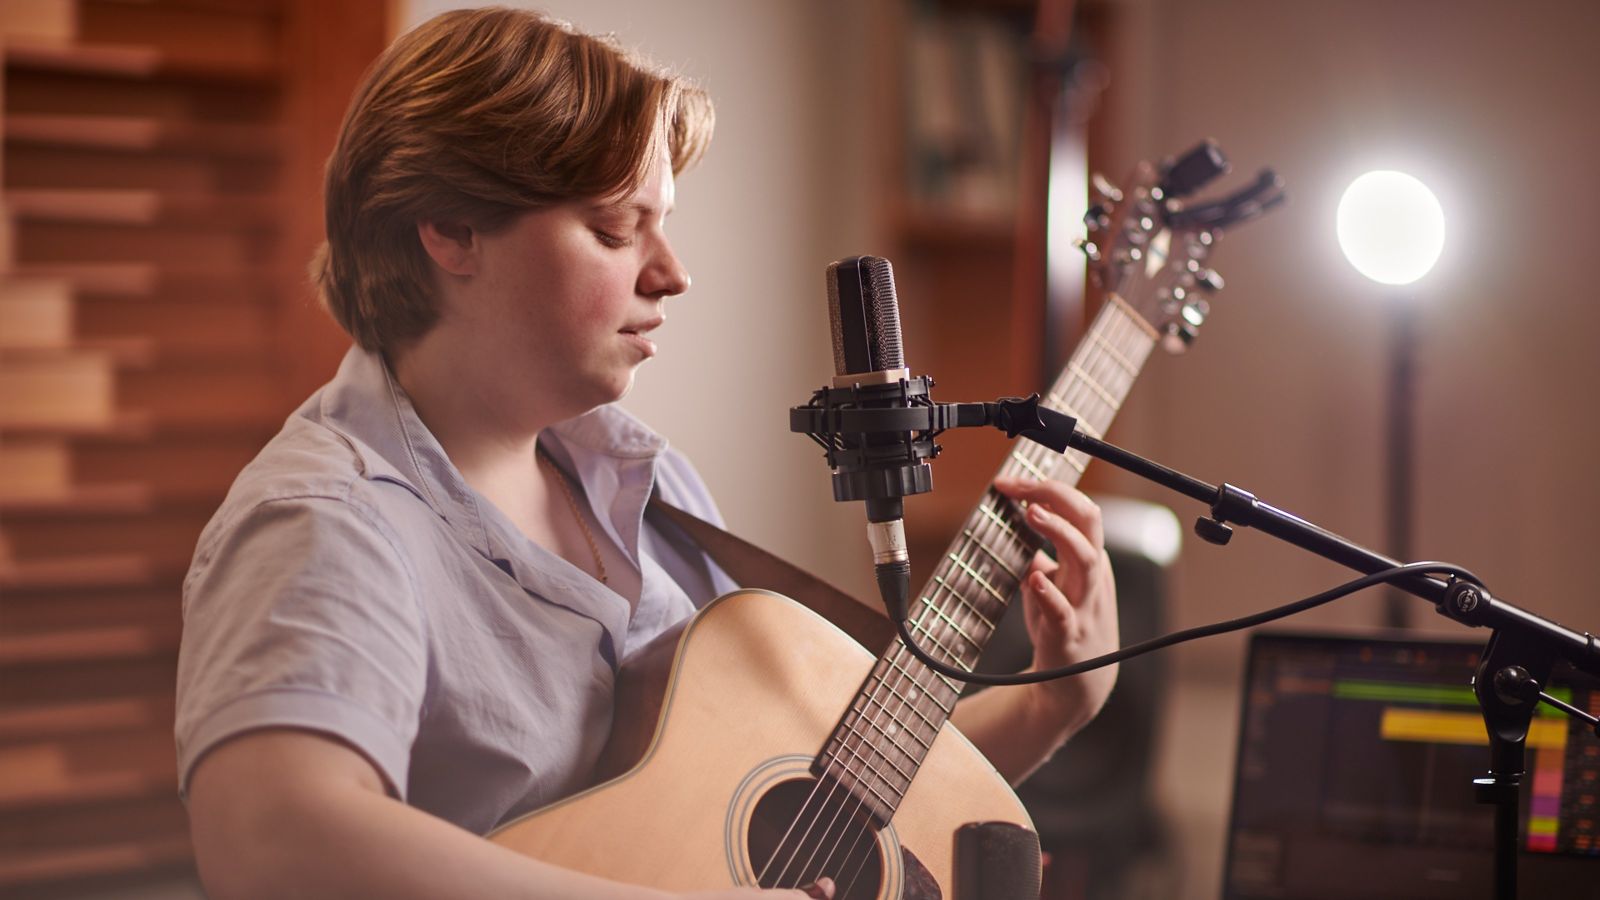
[[2, 40, 278, 84], [5, 188, 279, 228], [0, 727, 177, 809], [0, 553, 177, 593], [0, 697, 173, 744], [0, 624, 181, 667], [5, 112, 281, 158], [4, 262, 287, 301], [0, 834, 192, 891], [0, 482, 154, 516]]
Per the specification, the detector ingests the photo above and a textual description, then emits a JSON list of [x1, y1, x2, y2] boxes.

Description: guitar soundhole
[[747, 777, 885, 899]]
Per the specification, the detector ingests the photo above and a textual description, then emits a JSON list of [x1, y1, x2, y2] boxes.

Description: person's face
[[463, 154, 689, 420]]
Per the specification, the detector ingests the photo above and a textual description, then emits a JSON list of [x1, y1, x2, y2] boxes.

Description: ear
[[416, 219, 479, 277]]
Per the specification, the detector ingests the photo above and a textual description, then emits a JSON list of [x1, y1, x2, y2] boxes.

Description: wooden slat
[[0, 277, 72, 347], [6, 261, 285, 299], [5, 188, 278, 227], [0, 623, 180, 666], [5, 112, 280, 157], [0, 504, 213, 564], [0, 349, 116, 428], [2, 40, 277, 83], [0, 553, 165, 593], [0, 834, 193, 891], [14, 219, 271, 267], [0, 697, 174, 744], [0, 2, 78, 44], [0, 437, 71, 497], [0, 481, 154, 515]]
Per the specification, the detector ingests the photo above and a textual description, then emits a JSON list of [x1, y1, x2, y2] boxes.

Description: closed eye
[[593, 229, 633, 249]]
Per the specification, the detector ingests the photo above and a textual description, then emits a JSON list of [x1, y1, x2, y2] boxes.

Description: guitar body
[[488, 589, 1032, 898]]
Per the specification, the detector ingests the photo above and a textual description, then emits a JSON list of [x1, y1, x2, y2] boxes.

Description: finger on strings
[[994, 476, 1104, 547], [1025, 503, 1098, 574], [1024, 569, 1077, 633]]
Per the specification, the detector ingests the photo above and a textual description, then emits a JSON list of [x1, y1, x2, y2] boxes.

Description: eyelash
[[594, 229, 633, 249]]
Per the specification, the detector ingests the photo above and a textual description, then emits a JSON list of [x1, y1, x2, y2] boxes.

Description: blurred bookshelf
[[0, 1, 385, 895], [878, 0, 1110, 587]]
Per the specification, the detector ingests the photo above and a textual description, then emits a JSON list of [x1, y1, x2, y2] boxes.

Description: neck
[[388, 330, 571, 489]]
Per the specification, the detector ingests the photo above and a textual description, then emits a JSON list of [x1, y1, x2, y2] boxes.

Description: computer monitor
[[1222, 631, 1599, 898]]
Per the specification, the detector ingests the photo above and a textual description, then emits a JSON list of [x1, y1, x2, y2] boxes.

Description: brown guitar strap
[[648, 497, 896, 650]]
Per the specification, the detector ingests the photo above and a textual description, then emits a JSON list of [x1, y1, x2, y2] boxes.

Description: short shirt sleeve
[[175, 491, 427, 799]]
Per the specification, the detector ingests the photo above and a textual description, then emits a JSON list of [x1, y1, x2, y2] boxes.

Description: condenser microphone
[[824, 255, 930, 619]]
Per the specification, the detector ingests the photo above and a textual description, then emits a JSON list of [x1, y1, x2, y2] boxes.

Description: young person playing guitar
[[176, 8, 1120, 899]]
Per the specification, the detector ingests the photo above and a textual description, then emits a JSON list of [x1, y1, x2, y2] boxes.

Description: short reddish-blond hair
[[311, 7, 714, 352]]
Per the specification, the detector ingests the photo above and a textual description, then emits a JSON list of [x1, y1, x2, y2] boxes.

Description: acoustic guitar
[[488, 148, 1273, 899]]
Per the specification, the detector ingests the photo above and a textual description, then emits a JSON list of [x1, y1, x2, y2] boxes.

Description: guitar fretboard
[[816, 295, 1158, 823]]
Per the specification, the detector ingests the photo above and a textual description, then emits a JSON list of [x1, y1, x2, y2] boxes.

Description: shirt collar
[[311, 345, 669, 560]]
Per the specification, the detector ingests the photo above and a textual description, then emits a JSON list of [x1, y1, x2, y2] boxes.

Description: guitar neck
[[817, 296, 1158, 823]]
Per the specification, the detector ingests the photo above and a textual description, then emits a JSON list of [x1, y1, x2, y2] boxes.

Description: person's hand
[[677, 878, 833, 899], [993, 476, 1120, 732]]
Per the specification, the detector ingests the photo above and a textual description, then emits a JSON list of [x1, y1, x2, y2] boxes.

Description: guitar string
[[831, 305, 1154, 895], [825, 309, 1142, 893], [760, 302, 1151, 892], [779, 303, 1140, 892]]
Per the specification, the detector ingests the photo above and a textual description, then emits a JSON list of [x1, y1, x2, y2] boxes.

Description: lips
[[619, 316, 664, 336]]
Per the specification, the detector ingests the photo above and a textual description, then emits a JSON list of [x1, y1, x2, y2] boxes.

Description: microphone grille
[[826, 255, 904, 375], [862, 256, 903, 370], [826, 259, 848, 376]]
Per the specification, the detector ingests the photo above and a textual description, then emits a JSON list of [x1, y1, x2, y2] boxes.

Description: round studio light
[[1336, 170, 1445, 286]]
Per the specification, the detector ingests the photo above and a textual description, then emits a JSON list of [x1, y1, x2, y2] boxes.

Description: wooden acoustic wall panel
[[0, 0, 347, 894]]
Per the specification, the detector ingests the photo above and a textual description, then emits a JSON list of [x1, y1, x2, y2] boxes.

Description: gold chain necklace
[[535, 444, 609, 585]]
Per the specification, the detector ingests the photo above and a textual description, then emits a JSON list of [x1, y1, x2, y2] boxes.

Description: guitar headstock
[[1080, 141, 1284, 352]]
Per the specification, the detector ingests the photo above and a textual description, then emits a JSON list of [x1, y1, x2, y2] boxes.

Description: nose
[[639, 235, 690, 299]]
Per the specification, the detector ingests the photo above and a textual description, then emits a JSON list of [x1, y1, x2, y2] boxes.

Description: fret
[[1107, 293, 1160, 340], [922, 599, 983, 652], [854, 704, 931, 760], [817, 242, 1169, 817], [961, 529, 1020, 580], [931, 571, 999, 630], [834, 718, 917, 782], [824, 738, 907, 803], [977, 500, 1023, 543], [906, 611, 966, 665], [1088, 328, 1138, 374], [946, 553, 1010, 615], [886, 651, 960, 699], [930, 576, 1005, 630], [1067, 362, 1121, 413], [1010, 450, 1050, 481], [827, 743, 904, 809], [856, 686, 939, 743], [1044, 391, 1095, 433]]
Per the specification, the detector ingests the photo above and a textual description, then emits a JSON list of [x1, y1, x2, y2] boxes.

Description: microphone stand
[[793, 389, 1600, 898], [997, 397, 1600, 900]]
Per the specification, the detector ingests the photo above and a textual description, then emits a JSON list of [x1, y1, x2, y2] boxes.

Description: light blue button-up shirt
[[176, 347, 735, 833]]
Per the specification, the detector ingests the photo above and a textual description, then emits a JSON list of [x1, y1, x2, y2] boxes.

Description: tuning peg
[[1181, 300, 1210, 328], [1160, 141, 1231, 200], [1091, 172, 1123, 204], [1161, 321, 1197, 353], [1193, 267, 1223, 292], [1075, 237, 1101, 263]]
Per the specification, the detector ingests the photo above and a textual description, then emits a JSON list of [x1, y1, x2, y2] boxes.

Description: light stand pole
[[1336, 169, 1445, 628], [1384, 290, 1416, 627]]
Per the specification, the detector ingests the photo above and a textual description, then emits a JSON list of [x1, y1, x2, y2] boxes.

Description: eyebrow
[[590, 200, 672, 219]]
